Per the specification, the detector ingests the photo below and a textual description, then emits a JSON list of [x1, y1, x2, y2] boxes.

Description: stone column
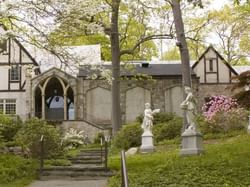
[[247, 116, 250, 134], [41, 94, 45, 120], [74, 94, 77, 120], [64, 94, 67, 120], [25, 73, 32, 119]]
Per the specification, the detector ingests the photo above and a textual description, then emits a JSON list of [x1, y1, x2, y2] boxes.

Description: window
[[209, 59, 213, 72], [0, 39, 7, 53], [0, 99, 16, 115], [10, 65, 20, 81], [0, 99, 3, 114]]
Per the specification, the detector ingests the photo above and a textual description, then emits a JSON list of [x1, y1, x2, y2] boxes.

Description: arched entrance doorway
[[34, 76, 75, 121]]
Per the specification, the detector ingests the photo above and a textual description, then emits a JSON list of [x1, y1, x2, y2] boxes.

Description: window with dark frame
[[10, 65, 20, 81], [0, 99, 3, 114], [5, 99, 16, 115], [209, 59, 213, 72], [0, 99, 16, 115], [0, 39, 7, 53]]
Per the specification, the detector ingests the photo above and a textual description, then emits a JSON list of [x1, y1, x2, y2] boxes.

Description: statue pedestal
[[247, 125, 250, 134], [140, 131, 154, 153], [180, 128, 203, 156]]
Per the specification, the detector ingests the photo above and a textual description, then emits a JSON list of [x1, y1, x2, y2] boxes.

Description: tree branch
[[120, 34, 174, 56]]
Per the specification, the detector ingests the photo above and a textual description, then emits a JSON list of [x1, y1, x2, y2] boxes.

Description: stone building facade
[[26, 64, 199, 128]]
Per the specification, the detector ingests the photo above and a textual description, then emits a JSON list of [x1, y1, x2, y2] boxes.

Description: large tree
[[208, 5, 250, 65]]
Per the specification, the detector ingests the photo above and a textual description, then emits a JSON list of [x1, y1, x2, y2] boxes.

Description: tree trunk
[[110, 0, 122, 135], [171, 0, 192, 129]]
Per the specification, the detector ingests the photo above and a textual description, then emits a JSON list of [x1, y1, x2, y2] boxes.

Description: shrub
[[136, 112, 175, 124], [15, 118, 62, 158], [153, 117, 182, 143], [62, 128, 86, 149], [93, 132, 105, 144], [112, 123, 143, 150], [0, 114, 22, 142], [0, 154, 37, 184], [200, 95, 249, 134]]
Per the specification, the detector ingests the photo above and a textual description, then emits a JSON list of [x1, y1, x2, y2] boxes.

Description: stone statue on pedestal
[[180, 86, 196, 130], [180, 86, 203, 156], [140, 103, 160, 153], [141, 103, 160, 133]]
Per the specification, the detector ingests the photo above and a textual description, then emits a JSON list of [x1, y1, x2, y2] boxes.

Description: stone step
[[70, 155, 103, 160], [39, 175, 110, 181], [70, 159, 103, 165], [79, 151, 105, 155], [80, 149, 104, 152], [76, 153, 103, 157], [40, 166, 113, 180]]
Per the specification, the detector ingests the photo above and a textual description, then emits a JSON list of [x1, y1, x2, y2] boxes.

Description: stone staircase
[[40, 149, 113, 180]]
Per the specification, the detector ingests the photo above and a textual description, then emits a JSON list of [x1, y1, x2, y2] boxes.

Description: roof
[[233, 66, 250, 74], [78, 63, 197, 78], [25, 44, 101, 76]]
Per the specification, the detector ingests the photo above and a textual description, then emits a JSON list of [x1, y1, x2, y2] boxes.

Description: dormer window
[[10, 65, 20, 81]]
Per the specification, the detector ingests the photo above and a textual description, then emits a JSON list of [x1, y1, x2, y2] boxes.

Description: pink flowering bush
[[200, 95, 248, 133]]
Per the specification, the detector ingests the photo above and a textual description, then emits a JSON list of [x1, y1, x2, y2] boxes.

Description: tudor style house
[[0, 27, 40, 119], [0, 28, 248, 138], [192, 45, 239, 106]]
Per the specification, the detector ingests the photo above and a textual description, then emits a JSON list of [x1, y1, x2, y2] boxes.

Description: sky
[[157, 0, 232, 59], [210, 0, 230, 10]]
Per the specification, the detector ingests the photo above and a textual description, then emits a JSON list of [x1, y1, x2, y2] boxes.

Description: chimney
[[141, 62, 150, 68]]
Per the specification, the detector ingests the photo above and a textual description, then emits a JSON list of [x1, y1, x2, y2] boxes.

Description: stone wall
[[77, 77, 199, 125], [197, 84, 234, 110]]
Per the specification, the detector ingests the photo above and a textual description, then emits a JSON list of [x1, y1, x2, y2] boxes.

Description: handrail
[[39, 135, 44, 176], [104, 138, 108, 171], [121, 150, 129, 187]]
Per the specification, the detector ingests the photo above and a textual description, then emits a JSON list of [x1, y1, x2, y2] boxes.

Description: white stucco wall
[[0, 92, 27, 120], [193, 59, 204, 83], [218, 58, 230, 83], [0, 68, 8, 89]]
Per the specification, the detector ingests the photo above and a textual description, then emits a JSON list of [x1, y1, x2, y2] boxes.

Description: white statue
[[141, 103, 160, 133], [180, 86, 196, 130]]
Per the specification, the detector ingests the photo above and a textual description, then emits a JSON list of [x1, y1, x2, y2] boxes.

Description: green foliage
[[112, 123, 143, 150], [0, 114, 22, 142], [232, 71, 250, 109], [93, 132, 105, 144], [15, 118, 62, 158], [0, 154, 37, 185], [136, 112, 176, 124], [153, 117, 183, 143], [234, 90, 250, 109], [109, 134, 250, 186]]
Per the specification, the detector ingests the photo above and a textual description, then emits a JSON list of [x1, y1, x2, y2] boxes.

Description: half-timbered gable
[[192, 45, 238, 84], [0, 26, 40, 119], [192, 45, 239, 109]]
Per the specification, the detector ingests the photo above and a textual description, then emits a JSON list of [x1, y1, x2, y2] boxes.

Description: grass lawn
[[108, 134, 250, 187], [0, 154, 38, 187]]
